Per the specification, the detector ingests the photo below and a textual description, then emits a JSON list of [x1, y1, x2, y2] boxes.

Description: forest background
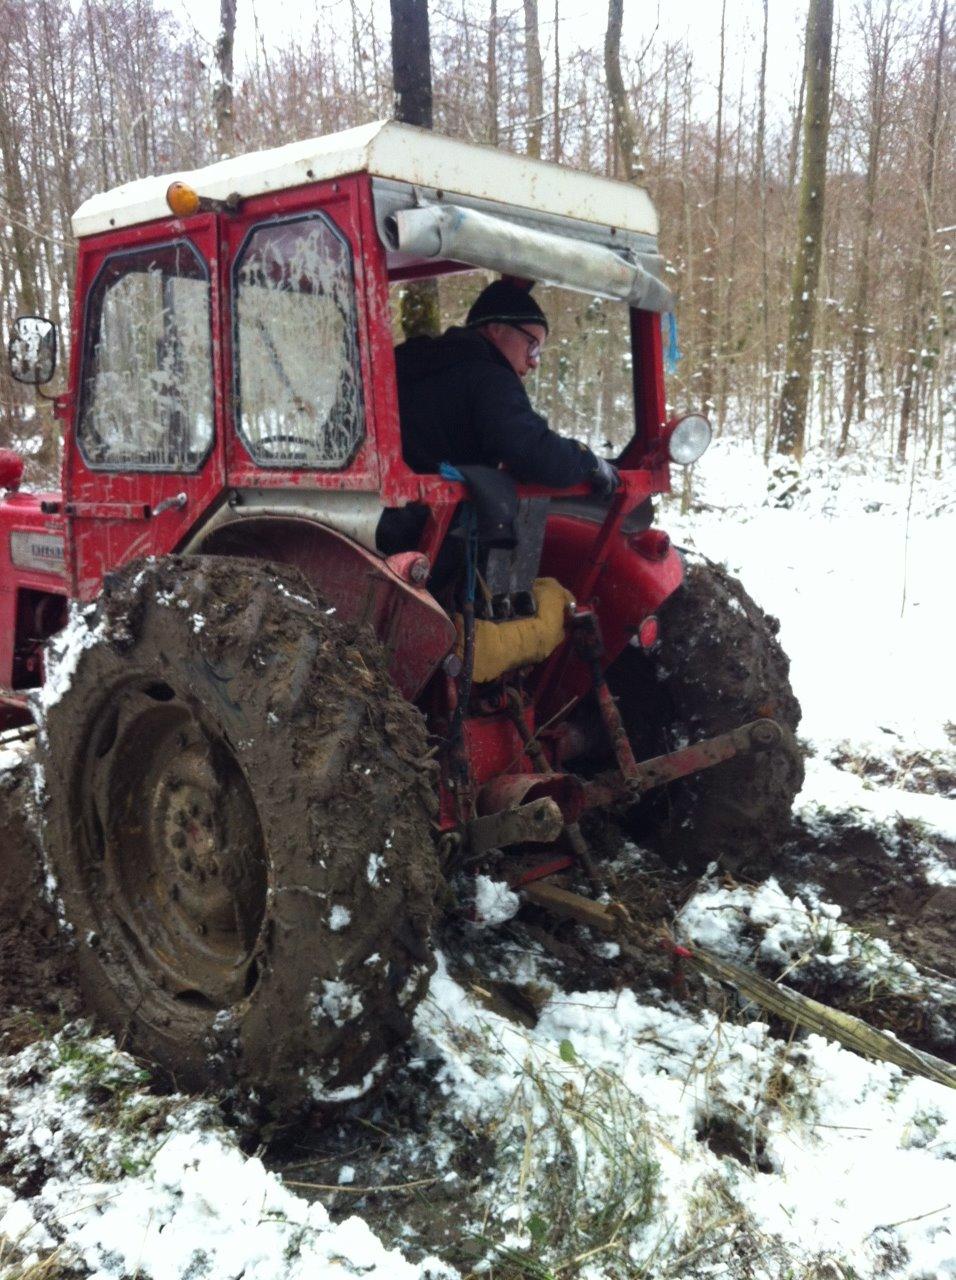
[[0, 0, 951, 488]]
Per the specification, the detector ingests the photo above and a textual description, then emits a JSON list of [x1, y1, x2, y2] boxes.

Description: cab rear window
[[233, 213, 365, 470]]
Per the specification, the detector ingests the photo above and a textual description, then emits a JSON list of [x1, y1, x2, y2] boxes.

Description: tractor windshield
[[388, 277, 633, 462]]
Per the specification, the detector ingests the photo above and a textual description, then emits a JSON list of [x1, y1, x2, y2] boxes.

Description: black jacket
[[394, 327, 598, 488]]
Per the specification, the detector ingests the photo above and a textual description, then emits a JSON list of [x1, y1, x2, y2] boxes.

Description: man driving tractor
[[377, 279, 619, 556]]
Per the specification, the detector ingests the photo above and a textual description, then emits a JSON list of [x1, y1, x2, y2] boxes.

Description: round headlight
[[667, 413, 712, 465]]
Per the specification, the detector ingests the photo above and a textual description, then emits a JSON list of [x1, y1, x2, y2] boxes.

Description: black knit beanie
[[466, 280, 549, 334]]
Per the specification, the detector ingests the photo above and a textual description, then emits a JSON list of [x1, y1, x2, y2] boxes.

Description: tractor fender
[[540, 511, 684, 661], [195, 515, 455, 702]]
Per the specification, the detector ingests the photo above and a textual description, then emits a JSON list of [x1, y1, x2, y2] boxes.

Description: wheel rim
[[80, 680, 268, 1011]]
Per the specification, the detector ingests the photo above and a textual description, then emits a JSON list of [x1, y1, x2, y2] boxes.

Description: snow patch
[[472, 875, 520, 926], [329, 904, 351, 931], [33, 603, 104, 714], [314, 979, 363, 1026]]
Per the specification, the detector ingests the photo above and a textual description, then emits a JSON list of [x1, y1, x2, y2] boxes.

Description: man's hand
[[589, 454, 621, 498]]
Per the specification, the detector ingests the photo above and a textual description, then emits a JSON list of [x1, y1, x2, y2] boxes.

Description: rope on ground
[[675, 941, 956, 1090]]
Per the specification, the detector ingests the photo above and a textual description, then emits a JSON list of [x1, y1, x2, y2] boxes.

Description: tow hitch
[[582, 717, 784, 810], [464, 717, 784, 856]]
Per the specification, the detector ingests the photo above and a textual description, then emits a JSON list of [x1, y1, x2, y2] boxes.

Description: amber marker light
[[166, 181, 201, 217]]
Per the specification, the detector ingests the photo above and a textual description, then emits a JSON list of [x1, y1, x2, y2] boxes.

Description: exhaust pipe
[[384, 203, 674, 313]]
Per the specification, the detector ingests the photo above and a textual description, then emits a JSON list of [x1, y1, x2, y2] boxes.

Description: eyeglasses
[[505, 322, 544, 363]]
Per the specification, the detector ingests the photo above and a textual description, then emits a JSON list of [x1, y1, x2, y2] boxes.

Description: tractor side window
[[77, 242, 213, 471], [233, 213, 365, 469]]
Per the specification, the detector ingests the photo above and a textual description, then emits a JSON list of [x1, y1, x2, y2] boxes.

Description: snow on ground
[[2, 956, 954, 1279], [0, 1033, 452, 1279], [0, 738, 31, 774], [1, 437, 954, 1278], [413, 950, 956, 1278], [661, 438, 956, 862], [663, 439, 956, 763]]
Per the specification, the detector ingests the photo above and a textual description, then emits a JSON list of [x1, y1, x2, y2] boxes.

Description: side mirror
[[8, 315, 58, 387]]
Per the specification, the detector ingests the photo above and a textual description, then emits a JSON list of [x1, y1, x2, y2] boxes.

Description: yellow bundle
[[456, 577, 574, 684]]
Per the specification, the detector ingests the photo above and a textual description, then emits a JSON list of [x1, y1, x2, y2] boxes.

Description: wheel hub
[[85, 684, 268, 1010]]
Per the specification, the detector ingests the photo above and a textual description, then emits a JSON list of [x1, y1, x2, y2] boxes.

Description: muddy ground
[[1, 743, 952, 1065], [1, 745, 953, 1267], [3, 742, 952, 1039], [0, 756, 81, 1056]]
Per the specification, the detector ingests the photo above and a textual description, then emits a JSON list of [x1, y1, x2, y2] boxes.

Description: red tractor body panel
[[0, 489, 68, 728]]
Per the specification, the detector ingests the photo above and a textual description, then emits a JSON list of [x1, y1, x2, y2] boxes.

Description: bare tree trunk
[[487, 0, 499, 145], [838, 0, 892, 454], [718, 61, 745, 435], [658, 44, 671, 174], [896, 1, 947, 464], [213, 0, 237, 157], [677, 52, 695, 396], [523, 0, 544, 158], [787, 38, 809, 191], [552, 0, 561, 161], [776, 0, 834, 459], [758, 0, 774, 458], [603, 0, 642, 181], [698, 0, 726, 419], [390, 0, 440, 338], [0, 89, 39, 315]]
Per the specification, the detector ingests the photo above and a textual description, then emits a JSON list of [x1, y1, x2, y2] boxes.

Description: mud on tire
[[40, 557, 440, 1115], [608, 554, 804, 868]]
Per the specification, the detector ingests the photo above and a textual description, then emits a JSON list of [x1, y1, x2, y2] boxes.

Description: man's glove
[[589, 454, 621, 498]]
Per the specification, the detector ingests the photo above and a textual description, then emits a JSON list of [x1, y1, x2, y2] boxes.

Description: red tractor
[[1, 121, 801, 1111]]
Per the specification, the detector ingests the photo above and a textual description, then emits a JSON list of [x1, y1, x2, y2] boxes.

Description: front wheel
[[40, 556, 440, 1114], [608, 554, 804, 868]]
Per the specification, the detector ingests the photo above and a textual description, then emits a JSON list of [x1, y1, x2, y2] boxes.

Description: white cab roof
[[72, 119, 658, 241]]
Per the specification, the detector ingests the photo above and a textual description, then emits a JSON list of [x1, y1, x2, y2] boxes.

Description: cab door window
[[77, 241, 213, 471], [233, 212, 365, 469]]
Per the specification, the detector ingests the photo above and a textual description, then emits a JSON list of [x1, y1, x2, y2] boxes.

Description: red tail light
[[629, 529, 671, 561], [637, 616, 659, 649]]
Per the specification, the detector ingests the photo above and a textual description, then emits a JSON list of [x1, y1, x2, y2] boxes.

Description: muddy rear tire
[[40, 557, 439, 1115], [608, 554, 804, 868]]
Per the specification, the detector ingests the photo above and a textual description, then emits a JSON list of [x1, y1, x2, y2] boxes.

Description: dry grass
[[0, 1239, 72, 1280]]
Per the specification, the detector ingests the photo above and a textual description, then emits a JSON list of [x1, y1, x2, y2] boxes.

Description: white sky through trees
[[181, 0, 816, 123]]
